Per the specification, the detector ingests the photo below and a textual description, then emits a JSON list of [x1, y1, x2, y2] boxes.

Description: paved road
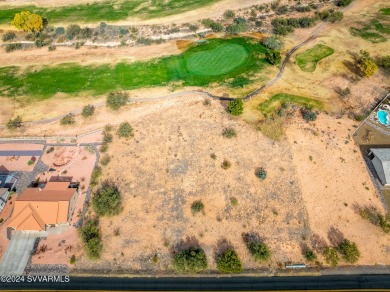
[[0, 231, 37, 275], [0, 150, 42, 156], [1, 274, 390, 290]]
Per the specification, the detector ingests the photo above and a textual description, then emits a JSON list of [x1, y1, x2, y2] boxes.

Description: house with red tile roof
[[8, 182, 77, 231]]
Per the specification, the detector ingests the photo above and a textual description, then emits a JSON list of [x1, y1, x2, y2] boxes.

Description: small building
[[370, 148, 390, 186], [8, 182, 77, 231]]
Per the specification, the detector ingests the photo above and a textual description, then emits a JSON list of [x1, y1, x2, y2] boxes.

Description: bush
[[100, 154, 111, 166], [262, 35, 283, 50], [221, 160, 231, 170], [6, 116, 22, 130], [80, 219, 102, 259], [92, 181, 122, 216], [224, 10, 236, 19], [48, 45, 56, 51], [378, 56, 390, 70], [82, 104, 95, 118], [227, 99, 244, 116], [191, 200, 204, 214], [46, 146, 55, 154], [323, 246, 339, 266], [100, 143, 109, 153], [5, 43, 22, 53], [217, 248, 242, 273], [378, 213, 390, 233], [340, 87, 351, 97], [11, 11, 43, 32], [102, 131, 113, 144], [70, 255, 76, 264], [317, 10, 343, 23], [222, 127, 237, 138], [265, 51, 281, 65], [27, 160, 34, 166], [247, 241, 271, 262], [2, 32, 16, 42], [359, 50, 378, 78], [60, 113, 75, 125], [90, 166, 102, 187], [117, 122, 133, 138], [304, 249, 317, 262], [338, 239, 360, 263], [106, 92, 128, 110], [255, 168, 267, 180], [230, 197, 238, 206], [336, 0, 353, 7], [301, 108, 317, 121], [55, 27, 65, 35], [172, 247, 208, 273], [79, 27, 93, 39], [66, 24, 81, 38]]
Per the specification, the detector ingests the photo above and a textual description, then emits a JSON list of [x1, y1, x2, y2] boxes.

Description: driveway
[[0, 231, 38, 275]]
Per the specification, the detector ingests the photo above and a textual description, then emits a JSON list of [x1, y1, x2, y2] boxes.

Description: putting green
[[296, 44, 335, 72], [186, 44, 248, 76]]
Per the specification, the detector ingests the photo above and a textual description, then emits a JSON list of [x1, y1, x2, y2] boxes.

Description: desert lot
[[43, 97, 388, 273]]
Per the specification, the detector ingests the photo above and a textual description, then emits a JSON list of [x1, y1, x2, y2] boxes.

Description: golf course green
[[296, 44, 335, 72], [0, 38, 269, 100]]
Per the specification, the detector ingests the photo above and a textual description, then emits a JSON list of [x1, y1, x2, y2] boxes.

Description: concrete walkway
[[0, 231, 38, 275]]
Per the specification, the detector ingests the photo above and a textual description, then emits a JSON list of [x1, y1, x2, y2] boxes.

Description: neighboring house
[[370, 148, 390, 186], [8, 182, 77, 231], [0, 188, 9, 214]]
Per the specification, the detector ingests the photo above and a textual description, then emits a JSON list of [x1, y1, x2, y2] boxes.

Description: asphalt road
[[0, 150, 43, 156], [1, 274, 390, 291]]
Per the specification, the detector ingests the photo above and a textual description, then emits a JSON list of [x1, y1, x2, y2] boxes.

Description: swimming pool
[[377, 110, 390, 125]]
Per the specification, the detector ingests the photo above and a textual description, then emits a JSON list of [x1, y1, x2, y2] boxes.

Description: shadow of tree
[[327, 226, 345, 246], [170, 235, 200, 255], [310, 233, 327, 253], [213, 238, 233, 260], [352, 203, 380, 225]]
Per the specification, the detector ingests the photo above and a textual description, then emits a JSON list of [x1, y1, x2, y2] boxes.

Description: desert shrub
[[262, 35, 283, 50], [304, 249, 317, 262], [224, 10, 236, 19], [79, 27, 93, 39], [27, 160, 34, 165], [247, 241, 271, 262], [66, 24, 81, 38], [188, 24, 199, 32], [339, 87, 351, 97], [358, 50, 378, 78], [80, 218, 102, 259], [48, 45, 56, 51], [92, 181, 122, 216], [336, 0, 353, 7], [102, 131, 113, 144], [378, 56, 390, 70], [119, 28, 129, 35], [55, 27, 65, 35], [70, 255, 76, 264], [136, 37, 153, 45], [6, 116, 22, 130], [255, 167, 267, 180], [323, 246, 339, 266], [230, 197, 238, 206], [60, 113, 75, 125], [100, 143, 109, 153], [34, 38, 46, 48], [301, 108, 317, 121], [222, 127, 237, 138], [100, 154, 111, 166], [5, 43, 22, 53], [82, 104, 95, 117], [202, 19, 223, 32], [221, 160, 232, 170], [90, 166, 102, 187], [11, 11, 43, 32], [227, 99, 244, 116], [316, 10, 343, 23], [217, 248, 242, 273], [172, 247, 208, 273], [203, 99, 211, 106], [0, 218, 4, 224], [210, 153, 217, 160], [266, 51, 281, 65], [106, 92, 128, 110], [2, 32, 16, 42], [117, 122, 133, 138], [46, 146, 55, 154], [378, 213, 390, 233], [338, 239, 360, 263], [191, 200, 204, 214]]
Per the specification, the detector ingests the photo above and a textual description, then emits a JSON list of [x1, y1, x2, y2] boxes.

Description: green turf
[[380, 8, 390, 15], [0, 0, 221, 25], [350, 27, 387, 43], [258, 93, 324, 115], [295, 44, 335, 72], [0, 38, 269, 101]]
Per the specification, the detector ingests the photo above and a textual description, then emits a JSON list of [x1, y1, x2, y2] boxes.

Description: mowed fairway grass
[[295, 44, 335, 72], [0, 0, 220, 24], [258, 93, 324, 116], [0, 38, 268, 100]]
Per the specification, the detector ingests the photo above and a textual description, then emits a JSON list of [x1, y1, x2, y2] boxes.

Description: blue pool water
[[377, 110, 389, 125]]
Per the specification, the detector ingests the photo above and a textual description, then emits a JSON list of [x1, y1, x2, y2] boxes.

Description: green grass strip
[[380, 8, 390, 16], [0, 38, 268, 101], [258, 93, 324, 115], [371, 19, 390, 35], [0, 0, 221, 25], [296, 44, 335, 72], [350, 27, 387, 43]]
